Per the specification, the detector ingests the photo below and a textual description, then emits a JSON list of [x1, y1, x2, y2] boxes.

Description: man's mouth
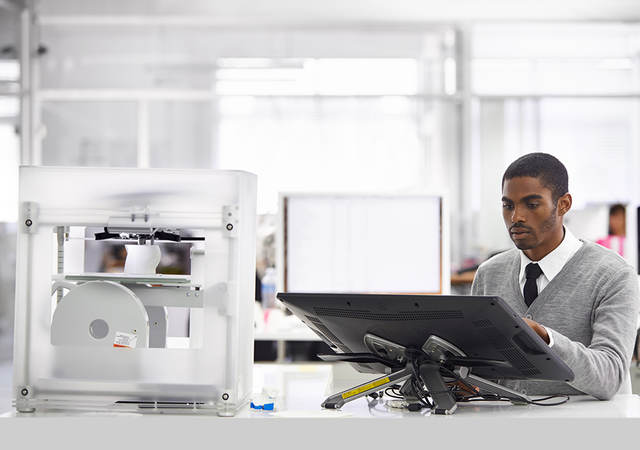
[[510, 229, 530, 237]]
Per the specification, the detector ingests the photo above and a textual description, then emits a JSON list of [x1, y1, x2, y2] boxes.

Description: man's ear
[[557, 193, 572, 217]]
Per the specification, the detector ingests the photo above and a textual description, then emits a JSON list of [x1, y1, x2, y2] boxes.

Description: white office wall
[[0, 126, 19, 222], [0, 125, 18, 360], [468, 24, 640, 264], [11, 7, 640, 277], [41, 101, 138, 166], [217, 97, 434, 213], [37, 29, 439, 90], [471, 101, 513, 257], [35, 26, 457, 211], [473, 23, 640, 94], [0, 3, 19, 361], [35, 0, 640, 22], [471, 98, 638, 258], [0, 222, 16, 361]]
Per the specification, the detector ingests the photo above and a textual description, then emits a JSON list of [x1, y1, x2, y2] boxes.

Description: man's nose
[[511, 205, 526, 224]]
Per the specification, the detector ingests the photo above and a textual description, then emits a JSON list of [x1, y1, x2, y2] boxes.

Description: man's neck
[[523, 226, 565, 262]]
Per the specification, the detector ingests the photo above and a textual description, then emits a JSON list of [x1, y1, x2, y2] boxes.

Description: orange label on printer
[[341, 377, 391, 399], [113, 331, 137, 349]]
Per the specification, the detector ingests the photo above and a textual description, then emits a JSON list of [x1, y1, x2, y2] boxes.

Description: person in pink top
[[596, 204, 626, 256]]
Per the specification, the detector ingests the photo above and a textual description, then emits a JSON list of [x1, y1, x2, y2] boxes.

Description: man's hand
[[523, 317, 550, 344]]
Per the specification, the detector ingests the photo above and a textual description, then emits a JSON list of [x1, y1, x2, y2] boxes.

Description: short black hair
[[502, 152, 568, 203], [609, 203, 625, 216]]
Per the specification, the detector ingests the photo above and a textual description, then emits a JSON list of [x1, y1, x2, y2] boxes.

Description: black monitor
[[277, 292, 574, 414]]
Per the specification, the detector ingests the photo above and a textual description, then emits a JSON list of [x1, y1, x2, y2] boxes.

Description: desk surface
[[1, 362, 639, 449]]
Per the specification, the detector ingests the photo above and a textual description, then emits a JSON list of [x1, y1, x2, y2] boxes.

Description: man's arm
[[470, 267, 484, 296], [539, 269, 639, 400]]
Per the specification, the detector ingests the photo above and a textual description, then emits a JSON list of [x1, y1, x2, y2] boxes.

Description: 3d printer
[[13, 166, 256, 416]]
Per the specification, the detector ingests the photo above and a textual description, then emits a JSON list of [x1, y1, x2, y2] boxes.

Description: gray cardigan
[[471, 240, 639, 399]]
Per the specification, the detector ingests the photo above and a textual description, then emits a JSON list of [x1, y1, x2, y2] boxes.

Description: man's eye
[[527, 203, 539, 209], [502, 204, 513, 210]]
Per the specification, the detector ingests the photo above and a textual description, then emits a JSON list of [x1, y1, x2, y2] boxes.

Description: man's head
[[501, 153, 572, 261]]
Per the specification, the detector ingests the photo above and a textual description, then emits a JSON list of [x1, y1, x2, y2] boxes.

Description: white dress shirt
[[518, 226, 583, 347]]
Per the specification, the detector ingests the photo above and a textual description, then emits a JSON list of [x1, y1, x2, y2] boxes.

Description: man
[[471, 152, 639, 399]]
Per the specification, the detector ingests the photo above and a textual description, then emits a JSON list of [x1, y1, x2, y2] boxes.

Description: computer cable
[[366, 397, 390, 416], [410, 378, 434, 409], [409, 364, 570, 407], [384, 388, 405, 399], [364, 358, 570, 411], [365, 390, 385, 401], [437, 364, 571, 406], [369, 379, 568, 410], [526, 395, 570, 406], [456, 393, 569, 406]]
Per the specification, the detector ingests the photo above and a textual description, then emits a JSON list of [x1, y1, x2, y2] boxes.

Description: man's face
[[502, 176, 567, 258]]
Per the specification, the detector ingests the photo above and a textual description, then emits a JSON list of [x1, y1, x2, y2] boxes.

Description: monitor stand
[[319, 334, 531, 415]]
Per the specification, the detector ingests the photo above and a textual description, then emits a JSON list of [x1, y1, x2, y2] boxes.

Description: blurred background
[[1, 0, 640, 363]]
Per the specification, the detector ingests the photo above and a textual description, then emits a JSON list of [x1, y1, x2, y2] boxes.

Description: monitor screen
[[278, 292, 574, 383], [280, 194, 447, 294]]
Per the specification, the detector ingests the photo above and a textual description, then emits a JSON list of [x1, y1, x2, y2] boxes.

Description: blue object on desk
[[250, 401, 275, 411]]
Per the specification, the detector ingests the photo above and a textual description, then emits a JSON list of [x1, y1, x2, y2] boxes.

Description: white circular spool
[[51, 281, 149, 348]]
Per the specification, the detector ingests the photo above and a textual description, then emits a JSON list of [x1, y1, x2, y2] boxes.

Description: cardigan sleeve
[[546, 268, 639, 400]]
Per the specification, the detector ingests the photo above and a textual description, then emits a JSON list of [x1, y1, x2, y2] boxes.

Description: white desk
[[1, 363, 639, 449]]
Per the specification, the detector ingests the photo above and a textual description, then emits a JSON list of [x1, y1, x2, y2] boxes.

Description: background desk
[[1, 362, 639, 449], [254, 311, 321, 362]]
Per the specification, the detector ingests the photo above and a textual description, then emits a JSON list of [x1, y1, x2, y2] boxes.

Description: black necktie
[[524, 263, 543, 307]]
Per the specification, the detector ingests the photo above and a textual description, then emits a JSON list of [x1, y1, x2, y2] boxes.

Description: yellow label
[[341, 377, 391, 399]]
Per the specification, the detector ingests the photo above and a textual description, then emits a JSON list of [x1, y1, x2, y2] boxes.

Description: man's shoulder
[[472, 248, 518, 292], [578, 240, 636, 278], [477, 248, 519, 275]]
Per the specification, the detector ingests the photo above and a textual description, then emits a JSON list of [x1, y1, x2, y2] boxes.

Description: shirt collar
[[518, 226, 583, 283]]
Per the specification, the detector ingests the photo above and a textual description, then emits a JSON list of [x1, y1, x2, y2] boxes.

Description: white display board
[[281, 194, 448, 294]]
